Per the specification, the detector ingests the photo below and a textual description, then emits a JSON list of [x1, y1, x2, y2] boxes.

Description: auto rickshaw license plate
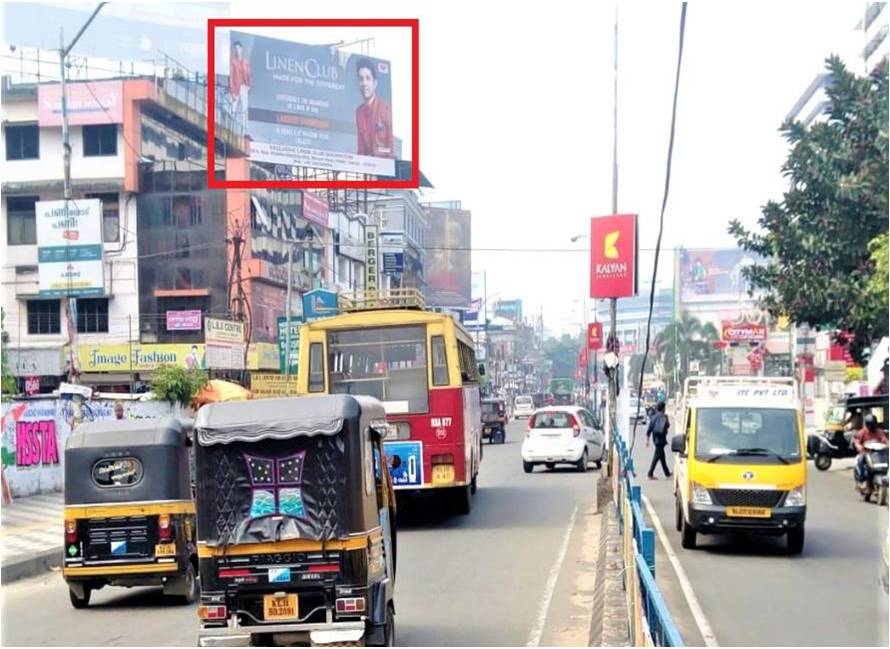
[[431, 464, 455, 485], [263, 594, 299, 621], [726, 506, 771, 518], [154, 543, 176, 556]]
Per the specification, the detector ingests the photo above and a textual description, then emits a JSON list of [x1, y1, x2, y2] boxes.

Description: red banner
[[721, 320, 767, 342], [589, 214, 638, 298], [587, 322, 603, 350]]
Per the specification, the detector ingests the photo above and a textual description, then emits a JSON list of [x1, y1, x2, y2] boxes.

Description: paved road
[[628, 423, 889, 647], [1, 419, 603, 646]]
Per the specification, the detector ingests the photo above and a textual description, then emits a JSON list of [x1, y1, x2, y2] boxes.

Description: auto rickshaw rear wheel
[[385, 603, 395, 647], [814, 454, 832, 471], [69, 585, 91, 609], [179, 562, 199, 605]]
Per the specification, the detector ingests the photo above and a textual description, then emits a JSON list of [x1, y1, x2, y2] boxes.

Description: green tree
[[542, 333, 583, 380], [151, 365, 207, 407], [729, 55, 888, 363], [1, 309, 16, 397], [655, 313, 721, 392]]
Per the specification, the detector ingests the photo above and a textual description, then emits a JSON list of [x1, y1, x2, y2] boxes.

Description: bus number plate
[[264, 594, 299, 621], [155, 543, 176, 557], [431, 465, 455, 485]]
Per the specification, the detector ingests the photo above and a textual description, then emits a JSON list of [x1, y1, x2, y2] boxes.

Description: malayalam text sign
[[38, 80, 123, 126], [590, 214, 637, 299], [36, 199, 105, 297], [166, 310, 203, 331]]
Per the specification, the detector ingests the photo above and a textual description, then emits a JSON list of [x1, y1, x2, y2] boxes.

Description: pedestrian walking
[[646, 401, 672, 479]]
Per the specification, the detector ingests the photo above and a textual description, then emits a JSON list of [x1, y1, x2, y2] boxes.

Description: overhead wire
[[630, 3, 688, 453]]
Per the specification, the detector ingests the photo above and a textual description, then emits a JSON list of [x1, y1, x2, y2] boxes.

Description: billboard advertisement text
[[37, 199, 104, 297], [679, 248, 763, 303], [229, 30, 396, 177], [590, 214, 637, 298]]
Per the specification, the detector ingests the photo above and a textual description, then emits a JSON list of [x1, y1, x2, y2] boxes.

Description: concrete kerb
[[590, 478, 630, 647], [1, 546, 61, 584]]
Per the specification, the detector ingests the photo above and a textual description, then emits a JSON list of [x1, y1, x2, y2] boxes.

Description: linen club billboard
[[589, 214, 638, 299], [228, 30, 396, 177]]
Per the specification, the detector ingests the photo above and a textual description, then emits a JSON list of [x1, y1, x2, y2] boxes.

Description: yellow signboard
[[250, 373, 300, 398], [78, 344, 205, 372], [247, 343, 279, 371]]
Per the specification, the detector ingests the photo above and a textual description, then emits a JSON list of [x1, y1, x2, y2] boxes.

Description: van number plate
[[264, 594, 299, 621], [726, 506, 771, 518]]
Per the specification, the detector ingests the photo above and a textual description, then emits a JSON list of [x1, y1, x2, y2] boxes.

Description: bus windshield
[[328, 325, 429, 413]]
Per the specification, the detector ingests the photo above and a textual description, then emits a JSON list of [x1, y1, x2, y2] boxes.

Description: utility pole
[[59, 3, 106, 427], [606, 3, 620, 474]]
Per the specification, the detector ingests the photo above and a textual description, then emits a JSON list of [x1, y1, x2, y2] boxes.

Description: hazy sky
[[228, 2, 867, 335]]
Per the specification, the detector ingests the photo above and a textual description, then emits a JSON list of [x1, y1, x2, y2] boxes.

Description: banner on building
[[302, 289, 338, 321], [166, 310, 202, 331], [250, 373, 300, 398], [590, 214, 638, 299], [678, 248, 764, 304], [205, 343, 246, 370], [365, 225, 380, 292], [425, 207, 472, 308], [721, 320, 768, 343], [302, 191, 330, 229], [277, 316, 302, 374], [36, 199, 105, 297], [78, 344, 206, 372], [204, 318, 245, 345], [38, 80, 123, 126], [229, 31, 396, 177]]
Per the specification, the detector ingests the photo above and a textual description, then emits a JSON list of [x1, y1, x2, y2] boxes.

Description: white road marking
[[526, 504, 579, 647], [642, 494, 719, 647]]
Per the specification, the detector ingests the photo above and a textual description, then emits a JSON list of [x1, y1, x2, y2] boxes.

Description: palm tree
[[655, 312, 722, 393]]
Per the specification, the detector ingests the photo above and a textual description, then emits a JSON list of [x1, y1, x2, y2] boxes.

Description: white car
[[521, 406, 605, 473], [514, 395, 536, 419]]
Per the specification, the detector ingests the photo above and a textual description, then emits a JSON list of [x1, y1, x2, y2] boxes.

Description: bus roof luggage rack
[[338, 288, 426, 313]]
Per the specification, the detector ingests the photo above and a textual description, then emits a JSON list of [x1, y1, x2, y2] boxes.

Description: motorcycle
[[856, 440, 889, 506]]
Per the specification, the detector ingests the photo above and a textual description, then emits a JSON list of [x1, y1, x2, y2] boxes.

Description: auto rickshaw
[[808, 395, 889, 470], [194, 394, 397, 647], [481, 397, 508, 444], [62, 417, 198, 608]]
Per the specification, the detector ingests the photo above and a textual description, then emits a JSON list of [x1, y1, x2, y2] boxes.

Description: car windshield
[[695, 407, 801, 462], [533, 412, 573, 428]]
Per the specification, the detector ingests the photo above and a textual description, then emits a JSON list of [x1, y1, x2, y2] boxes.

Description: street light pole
[[607, 2, 620, 475]]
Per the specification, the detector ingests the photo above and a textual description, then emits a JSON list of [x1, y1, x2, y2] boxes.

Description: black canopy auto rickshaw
[[808, 395, 889, 470], [481, 398, 508, 444], [62, 417, 198, 608], [194, 394, 397, 647]]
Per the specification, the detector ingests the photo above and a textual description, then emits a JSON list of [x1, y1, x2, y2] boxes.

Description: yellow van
[[671, 377, 807, 555]]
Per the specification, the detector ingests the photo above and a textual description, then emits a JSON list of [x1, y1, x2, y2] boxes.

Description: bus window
[[308, 343, 325, 392], [457, 341, 478, 383], [327, 326, 429, 412], [431, 336, 449, 386]]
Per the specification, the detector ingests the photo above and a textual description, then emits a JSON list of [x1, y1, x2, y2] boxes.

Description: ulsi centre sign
[[589, 214, 638, 299]]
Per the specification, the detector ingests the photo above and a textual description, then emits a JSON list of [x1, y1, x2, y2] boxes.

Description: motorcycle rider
[[854, 413, 888, 491]]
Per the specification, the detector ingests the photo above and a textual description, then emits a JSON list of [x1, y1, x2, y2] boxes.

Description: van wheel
[[680, 516, 697, 549], [814, 454, 832, 471], [576, 449, 589, 473], [385, 603, 395, 647], [675, 498, 683, 532], [523, 461, 534, 474], [787, 525, 805, 555], [69, 586, 91, 609], [595, 459, 603, 470]]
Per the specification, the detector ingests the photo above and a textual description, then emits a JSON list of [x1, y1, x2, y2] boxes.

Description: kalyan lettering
[[15, 420, 60, 468]]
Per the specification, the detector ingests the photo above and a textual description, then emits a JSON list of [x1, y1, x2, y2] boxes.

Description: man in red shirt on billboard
[[229, 40, 251, 133], [355, 58, 393, 158]]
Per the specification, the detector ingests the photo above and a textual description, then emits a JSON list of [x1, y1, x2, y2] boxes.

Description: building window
[[6, 196, 38, 245], [85, 192, 120, 243], [5, 124, 39, 160], [27, 300, 61, 334], [83, 124, 117, 157], [76, 298, 109, 333]]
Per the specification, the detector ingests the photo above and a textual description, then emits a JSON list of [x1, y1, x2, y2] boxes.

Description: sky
[[223, 1, 868, 336], [7, 1, 870, 337]]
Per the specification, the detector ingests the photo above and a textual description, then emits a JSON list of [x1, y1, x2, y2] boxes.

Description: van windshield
[[695, 407, 801, 463]]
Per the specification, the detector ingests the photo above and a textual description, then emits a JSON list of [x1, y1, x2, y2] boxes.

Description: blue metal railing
[[612, 427, 684, 646]]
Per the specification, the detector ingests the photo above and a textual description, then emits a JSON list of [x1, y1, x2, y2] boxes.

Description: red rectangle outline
[[207, 18, 419, 190]]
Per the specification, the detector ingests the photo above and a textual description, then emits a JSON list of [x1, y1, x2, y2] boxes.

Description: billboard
[[38, 80, 123, 127], [229, 30, 395, 176], [590, 214, 638, 298], [494, 299, 523, 323], [721, 320, 768, 343], [36, 199, 104, 297], [587, 322, 603, 350], [166, 310, 202, 331], [425, 207, 471, 308], [678, 248, 763, 303]]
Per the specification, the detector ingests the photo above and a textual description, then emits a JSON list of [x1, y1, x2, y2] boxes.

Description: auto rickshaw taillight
[[335, 597, 366, 613], [158, 513, 172, 540], [198, 604, 227, 620], [431, 454, 454, 466], [64, 519, 77, 544]]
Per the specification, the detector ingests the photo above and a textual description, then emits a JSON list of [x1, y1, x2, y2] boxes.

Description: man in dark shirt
[[646, 401, 672, 479]]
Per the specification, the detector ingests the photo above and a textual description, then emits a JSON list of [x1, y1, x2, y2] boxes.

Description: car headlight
[[692, 482, 712, 505], [784, 486, 806, 507]]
